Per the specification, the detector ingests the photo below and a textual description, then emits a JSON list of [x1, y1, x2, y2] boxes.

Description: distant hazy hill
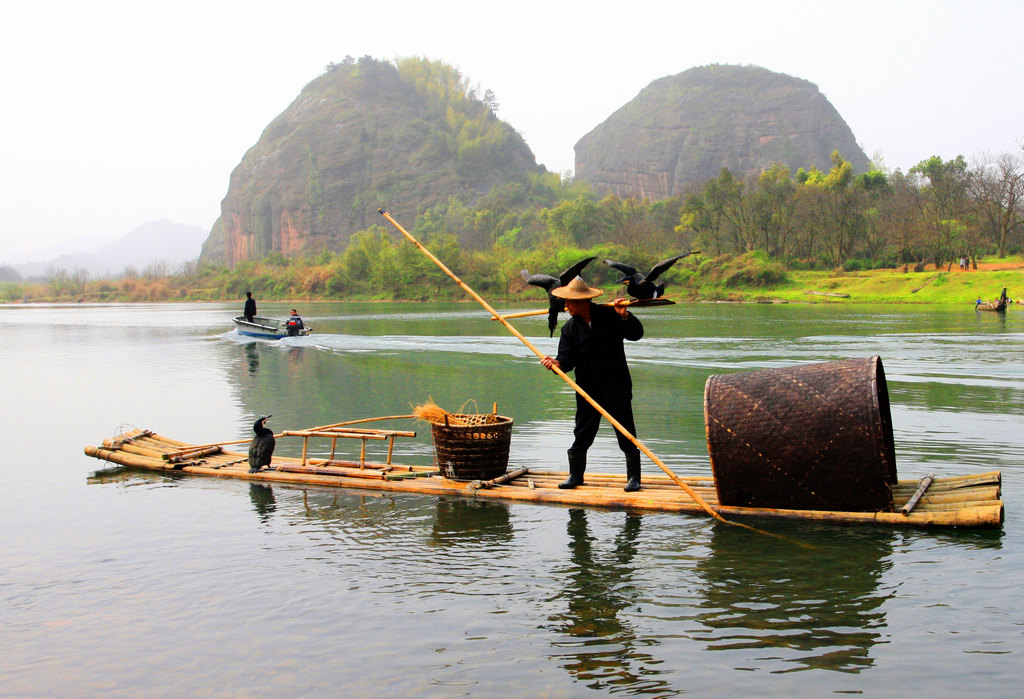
[[200, 56, 541, 267], [14, 219, 208, 279], [575, 64, 871, 199]]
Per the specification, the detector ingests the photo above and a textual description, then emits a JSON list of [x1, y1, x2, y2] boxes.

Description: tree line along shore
[[3, 250, 1020, 306], [4, 147, 1023, 306]]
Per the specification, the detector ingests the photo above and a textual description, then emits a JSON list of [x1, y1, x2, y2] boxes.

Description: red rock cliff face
[[200, 57, 540, 267], [574, 65, 871, 200], [219, 212, 306, 266]]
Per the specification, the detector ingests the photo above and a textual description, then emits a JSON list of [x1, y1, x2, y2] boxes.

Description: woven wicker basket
[[704, 356, 897, 512], [431, 414, 513, 481]]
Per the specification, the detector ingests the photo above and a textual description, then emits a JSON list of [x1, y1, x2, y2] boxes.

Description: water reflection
[[248, 483, 276, 521], [244, 343, 260, 375], [549, 510, 676, 694], [430, 499, 514, 545], [693, 524, 895, 673]]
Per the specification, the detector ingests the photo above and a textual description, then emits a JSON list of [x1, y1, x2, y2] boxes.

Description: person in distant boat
[[243, 291, 257, 322], [539, 276, 645, 492], [286, 309, 304, 336]]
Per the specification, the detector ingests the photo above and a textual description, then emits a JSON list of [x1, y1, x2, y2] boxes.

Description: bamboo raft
[[84, 427, 1004, 529]]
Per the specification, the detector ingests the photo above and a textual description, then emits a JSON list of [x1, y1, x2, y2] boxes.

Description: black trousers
[[570, 393, 640, 455]]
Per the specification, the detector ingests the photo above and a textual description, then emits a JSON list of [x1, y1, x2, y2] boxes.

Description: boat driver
[[286, 309, 304, 336]]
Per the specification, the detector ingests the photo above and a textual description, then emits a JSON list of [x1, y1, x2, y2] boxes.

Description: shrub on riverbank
[[3, 253, 1021, 305]]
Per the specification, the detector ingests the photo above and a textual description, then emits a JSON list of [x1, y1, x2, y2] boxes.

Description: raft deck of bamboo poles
[[84, 428, 1004, 529]]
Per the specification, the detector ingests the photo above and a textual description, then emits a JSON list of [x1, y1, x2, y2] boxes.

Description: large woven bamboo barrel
[[704, 356, 897, 512], [431, 414, 513, 481]]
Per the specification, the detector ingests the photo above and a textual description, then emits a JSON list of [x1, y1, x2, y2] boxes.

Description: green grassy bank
[[746, 262, 1023, 305]]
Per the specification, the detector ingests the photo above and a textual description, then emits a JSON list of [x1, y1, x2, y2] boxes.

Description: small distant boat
[[233, 315, 312, 339], [975, 288, 1009, 313]]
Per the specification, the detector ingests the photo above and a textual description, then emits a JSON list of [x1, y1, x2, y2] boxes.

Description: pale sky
[[2, 0, 1021, 264]]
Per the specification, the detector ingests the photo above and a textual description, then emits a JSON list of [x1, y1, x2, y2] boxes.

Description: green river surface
[[2, 300, 1021, 696]]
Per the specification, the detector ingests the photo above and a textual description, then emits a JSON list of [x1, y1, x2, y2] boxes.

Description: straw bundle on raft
[[412, 400, 499, 426]]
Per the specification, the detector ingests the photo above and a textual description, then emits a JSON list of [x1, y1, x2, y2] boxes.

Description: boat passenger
[[286, 309, 304, 336], [243, 291, 256, 322], [540, 276, 645, 492]]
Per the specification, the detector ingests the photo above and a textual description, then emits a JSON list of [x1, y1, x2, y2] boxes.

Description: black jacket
[[555, 303, 643, 402]]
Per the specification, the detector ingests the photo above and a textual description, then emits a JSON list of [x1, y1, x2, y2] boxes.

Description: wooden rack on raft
[[158, 416, 420, 471], [278, 427, 416, 468]]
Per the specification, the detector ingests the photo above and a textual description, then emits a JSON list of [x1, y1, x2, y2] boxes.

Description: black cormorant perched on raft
[[248, 415, 275, 473]]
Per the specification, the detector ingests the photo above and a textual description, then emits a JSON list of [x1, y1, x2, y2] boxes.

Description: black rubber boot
[[559, 450, 586, 489], [624, 451, 641, 492]]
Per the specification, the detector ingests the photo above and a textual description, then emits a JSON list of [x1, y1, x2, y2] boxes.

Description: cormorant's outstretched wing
[[558, 256, 597, 286], [598, 259, 638, 284], [521, 270, 559, 293], [645, 254, 688, 282], [604, 259, 640, 280]]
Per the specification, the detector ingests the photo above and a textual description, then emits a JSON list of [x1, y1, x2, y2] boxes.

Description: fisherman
[[540, 276, 645, 492], [243, 291, 257, 322], [286, 309, 304, 336]]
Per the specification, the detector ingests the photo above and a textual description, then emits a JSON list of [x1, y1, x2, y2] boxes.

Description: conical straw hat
[[551, 276, 604, 300]]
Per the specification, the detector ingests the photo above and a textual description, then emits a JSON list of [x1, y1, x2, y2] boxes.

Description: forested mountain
[[200, 56, 541, 267], [574, 64, 871, 199], [200, 59, 878, 269], [189, 58, 1021, 283]]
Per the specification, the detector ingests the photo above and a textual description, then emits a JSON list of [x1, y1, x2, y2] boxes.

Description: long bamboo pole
[[495, 309, 551, 320], [305, 414, 416, 432], [378, 208, 727, 523]]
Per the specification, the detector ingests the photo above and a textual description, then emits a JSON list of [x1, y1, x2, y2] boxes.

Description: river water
[[2, 300, 1022, 696]]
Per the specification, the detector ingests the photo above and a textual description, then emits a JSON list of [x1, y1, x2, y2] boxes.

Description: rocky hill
[[200, 57, 541, 267], [574, 64, 871, 200]]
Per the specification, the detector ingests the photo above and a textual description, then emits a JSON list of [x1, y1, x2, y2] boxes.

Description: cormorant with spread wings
[[604, 253, 697, 300], [520, 256, 597, 336]]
